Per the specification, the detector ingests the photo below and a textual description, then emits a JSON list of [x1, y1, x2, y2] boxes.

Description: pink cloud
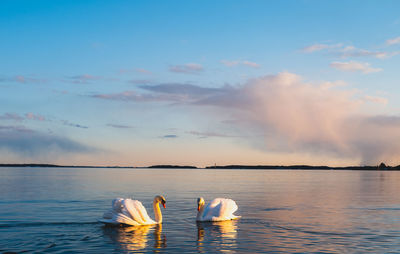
[[25, 112, 46, 121], [93, 72, 400, 165], [330, 61, 382, 74], [169, 63, 204, 74], [221, 60, 260, 68]]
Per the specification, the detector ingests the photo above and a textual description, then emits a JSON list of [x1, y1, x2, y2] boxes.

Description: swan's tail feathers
[[112, 212, 140, 226], [102, 209, 114, 220]]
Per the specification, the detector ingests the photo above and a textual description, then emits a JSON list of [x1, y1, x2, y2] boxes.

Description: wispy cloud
[[221, 60, 260, 68], [135, 68, 152, 75], [92, 91, 159, 102], [169, 63, 204, 74], [119, 68, 152, 75], [0, 112, 45, 122], [0, 125, 95, 158], [0, 75, 47, 84], [107, 124, 134, 129], [93, 83, 224, 103], [363, 95, 388, 105], [301, 43, 343, 53], [0, 113, 24, 121], [330, 61, 382, 74], [25, 112, 46, 121], [338, 46, 396, 59], [67, 74, 102, 84], [386, 36, 400, 46], [302, 42, 399, 59], [161, 134, 178, 139], [128, 79, 154, 85], [61, 120, 88, 129], [187, 130, 237, 138]]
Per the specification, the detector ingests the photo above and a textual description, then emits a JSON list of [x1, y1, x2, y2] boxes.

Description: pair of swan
[[99, 195, 240, 226]]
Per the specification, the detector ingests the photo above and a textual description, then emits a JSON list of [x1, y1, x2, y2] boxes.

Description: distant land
[[0, 162, 400, 170], [0, 164, 135, 168], [205, 163, 400, 170]]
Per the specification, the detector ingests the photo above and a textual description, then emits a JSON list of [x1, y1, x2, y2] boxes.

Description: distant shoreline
[[0, 163, 399, 170]]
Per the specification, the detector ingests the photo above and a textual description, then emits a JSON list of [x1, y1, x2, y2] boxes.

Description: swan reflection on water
[[197, 220, 238, 253], [102, 224, 166, 251]]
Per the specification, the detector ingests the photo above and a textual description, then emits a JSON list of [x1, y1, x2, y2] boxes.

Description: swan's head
[[197, 197, 205, 211], [155, 195, 166, 208]]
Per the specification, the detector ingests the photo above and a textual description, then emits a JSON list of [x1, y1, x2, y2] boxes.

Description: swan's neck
[[197, 204, 205, 221], [153, 199, 162, 224]]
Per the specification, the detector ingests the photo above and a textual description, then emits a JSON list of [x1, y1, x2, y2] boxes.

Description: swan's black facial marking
[[160, 196, 166, 208]]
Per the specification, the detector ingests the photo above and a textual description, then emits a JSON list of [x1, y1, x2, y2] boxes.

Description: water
[[1, 167, 400, 253]]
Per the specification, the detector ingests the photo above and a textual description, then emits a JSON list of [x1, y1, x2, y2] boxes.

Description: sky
[[1, 0, 400, 167]]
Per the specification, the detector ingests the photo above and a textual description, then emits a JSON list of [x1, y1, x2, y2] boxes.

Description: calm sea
[[1, 167, 400, 253]]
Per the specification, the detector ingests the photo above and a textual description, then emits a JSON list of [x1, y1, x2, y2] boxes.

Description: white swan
[[100, 195, 166, 226], [196, 197, 241, 222]]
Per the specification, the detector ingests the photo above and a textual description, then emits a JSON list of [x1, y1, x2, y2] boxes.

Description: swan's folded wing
[[218, 199, 238, 219], [123, 199, 154, 224], [204, 198, 238, 221], [202, 198, 224, 220]]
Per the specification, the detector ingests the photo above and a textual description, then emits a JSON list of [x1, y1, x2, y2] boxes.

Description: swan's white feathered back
[[100, 198, 156, 226], [199, 198, 240, 221]]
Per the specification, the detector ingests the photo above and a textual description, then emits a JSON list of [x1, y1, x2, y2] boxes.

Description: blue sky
[[1, 1, 400, 166]]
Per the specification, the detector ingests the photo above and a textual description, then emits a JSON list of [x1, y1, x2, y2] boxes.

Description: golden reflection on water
[[197, 220, 238, 253], [103, 224, 165, 252]]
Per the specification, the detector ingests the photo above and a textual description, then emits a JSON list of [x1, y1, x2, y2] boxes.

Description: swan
[[100, 195, 166, 226], [196, 197, 241, 222]]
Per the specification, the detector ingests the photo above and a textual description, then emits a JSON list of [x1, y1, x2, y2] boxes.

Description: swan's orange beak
[[162, 203, 166, 209], [197, 205, 200, 211]]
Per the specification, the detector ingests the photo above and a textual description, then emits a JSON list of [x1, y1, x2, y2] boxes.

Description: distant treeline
[[0, 164, 134, 168], [205, 163, 400, 170], [147, 165, 197, 169], [2, 163, 400, 170]]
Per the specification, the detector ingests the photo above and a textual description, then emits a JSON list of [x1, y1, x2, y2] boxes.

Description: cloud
[[91, 72, 400, 164], [128, 79, 154, 85], [0, 112, 46, 121], [363, 95, 388, 105], [220, 60, 240, 67], [338, 46, 396, 59], [187, 130, 237, 138], [221, 60, 260, 68], [302, 43, 343, 53], [67, 74, 102, 84], [303, 43, 398, 59], [242, 61, 260, 68], [107, 124, 134, 129], [25, 112, 46, 121], [169, 63, 204, 74], [161, 135, 178, 138], [139, 83, 221, 97], [0, 125, 95, 158], [330, 61, 382, 74], [119, 68, 152, 75], [92, 91, 160, 102], [135, 68, 152, 75], [61, 120, 88, 129], [0, 75, 47, 84], [386, 36, 400, 46], [93, 83, 224, 103], [0, 113, 24, 121]]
